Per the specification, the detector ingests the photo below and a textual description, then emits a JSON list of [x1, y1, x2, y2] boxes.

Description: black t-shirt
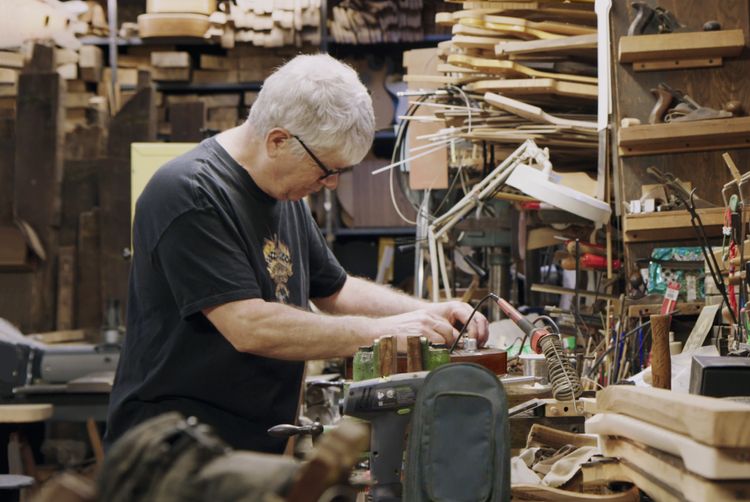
[[104, 137, 347, 453]]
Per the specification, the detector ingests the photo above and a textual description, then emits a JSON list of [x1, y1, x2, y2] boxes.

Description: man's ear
[[265, 128, 291, 159]]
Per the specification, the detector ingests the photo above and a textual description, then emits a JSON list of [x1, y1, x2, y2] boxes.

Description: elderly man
[[105, 54, 489, 453]]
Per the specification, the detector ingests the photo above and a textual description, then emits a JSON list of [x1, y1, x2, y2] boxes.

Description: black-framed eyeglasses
[[293, 135, 355, 181]]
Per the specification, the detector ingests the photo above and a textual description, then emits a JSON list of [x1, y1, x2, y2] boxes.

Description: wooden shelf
[[622, 208, 731, 243], [618, 117, 750, 157], [626, 301, 704, 318], [618, 29, 745, 70], [79, 36, 211, 46]]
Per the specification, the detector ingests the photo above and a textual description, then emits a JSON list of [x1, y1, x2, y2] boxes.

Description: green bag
[[403, 363, 510, 502]]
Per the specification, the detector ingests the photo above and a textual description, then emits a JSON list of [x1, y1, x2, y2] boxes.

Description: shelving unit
[[618, 117, 750, 157], [611, 0, 750, 322], [618, 29, 745, 71], [623, 208, 729, 243]]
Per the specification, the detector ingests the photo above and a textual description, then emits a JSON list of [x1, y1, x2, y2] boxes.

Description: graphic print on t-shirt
[[263, 234, 293, 303]]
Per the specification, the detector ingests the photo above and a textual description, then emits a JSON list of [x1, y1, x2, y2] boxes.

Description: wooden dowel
[[378, 336, 397, 377], [406, 336, 423, 372], [650, 314, 671, 390]]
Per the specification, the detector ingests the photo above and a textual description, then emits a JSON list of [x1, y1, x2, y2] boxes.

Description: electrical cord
[[449, 292, 499, 352]]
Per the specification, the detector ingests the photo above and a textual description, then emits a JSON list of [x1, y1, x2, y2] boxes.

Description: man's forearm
[[314, 276, 430, 316], [206, 299, 377, 361]]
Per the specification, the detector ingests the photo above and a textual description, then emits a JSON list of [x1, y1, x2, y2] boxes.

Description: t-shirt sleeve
[[304, 203, 347, 299], [154, 207, 261, 318]]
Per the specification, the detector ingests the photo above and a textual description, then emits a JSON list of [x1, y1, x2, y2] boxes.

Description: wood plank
[[465, 78, 597, 100], [406, 116, 449, 190], [13, 49, 65, 332], [0, 405, 53, 423], [484, 15, 596, 36], [76, 210, 101, 330], [0, 115, 14, 224], [200, 54, 237, 71], [484, 92, 597, 129], [56, 245, 75, 330], [619, 29, 745, 63], [170, 101, 206, 141], [28, 329, 86, 344], [626, 301, 703, 317], [596, 385, 750, 448], [150, 51, 191, 68], [530, 283, 618, 300], [152, 67, 190, 81], [102, 85, 156, 315], [622, 207, 740, 243], [351, 154, 416, 227], [633, 57, 723, 72], [602, 438, 750, 502], [618, 117, 750, 157], [587, 412, 750, 479], [137, 13, 211, 38], [447, 54, 598, 84], [495, 33, 597, 57], [192, 69, 239, 84], [511, 485, 640, 501], [0, 51, 24, 69]]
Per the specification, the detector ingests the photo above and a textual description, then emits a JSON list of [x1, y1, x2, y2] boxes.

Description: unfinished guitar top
[[465, 78, 597, 100], [447, 54, 598, 84]]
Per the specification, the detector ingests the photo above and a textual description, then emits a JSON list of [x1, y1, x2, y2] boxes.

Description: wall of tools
[[610, 0, 750, 385]]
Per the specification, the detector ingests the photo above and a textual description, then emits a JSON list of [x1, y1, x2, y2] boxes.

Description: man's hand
[[371, 310, 459, 350], [424, 301, 490, 348]]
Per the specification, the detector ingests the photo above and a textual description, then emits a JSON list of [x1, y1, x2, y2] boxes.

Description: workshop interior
[[0, 0, 750, 501]]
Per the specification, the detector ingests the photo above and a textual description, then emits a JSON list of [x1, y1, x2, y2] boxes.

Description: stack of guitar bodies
[[585, 385, 750, 501]]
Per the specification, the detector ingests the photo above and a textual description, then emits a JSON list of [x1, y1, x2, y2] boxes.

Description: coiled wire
[[538, 334, 583, 402]]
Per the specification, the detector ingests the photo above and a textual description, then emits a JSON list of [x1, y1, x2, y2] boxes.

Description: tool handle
[[649, 87, 673, 124], [267, 422, 324, 438], [650, 314, 672, 389], [628, 2, 654, 36], [369, 414, 412, 501]]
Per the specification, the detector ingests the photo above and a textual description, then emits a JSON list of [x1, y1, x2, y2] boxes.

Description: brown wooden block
[[79, 46, 103, 82], [76, 210, 101, 329], [150, 51, 191, 68], [170, 101, 206, 141], [200, 54, 237, 71], [0, 115, 14, 224], [56, 246, 76, 330], [0, 51, 24, 69], [649, 314, 671, 390], [200, 93, 240, 108], [192, 69, 238, 84], [103, 68, 139, 87], [152, 67, 190, 81], [0, 68, 18, 85], [13, 69, 65, 332], [207, 106, 238, 124]]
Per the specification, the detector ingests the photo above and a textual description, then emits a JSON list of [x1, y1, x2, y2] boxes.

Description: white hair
[[248, 54, 375, 165]]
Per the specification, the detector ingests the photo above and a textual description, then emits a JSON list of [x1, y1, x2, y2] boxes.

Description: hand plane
[[628, 2, 683, 36], [648, 83, 732, 124]]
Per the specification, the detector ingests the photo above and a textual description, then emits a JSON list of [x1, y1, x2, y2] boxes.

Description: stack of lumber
[[0, 51, 23, 117], [403, 0, 599, 165], [586, 386, 750, 501], [138, 0, 216, 39], [77, 0, 109, 37], [330, 0, 424, 43], [151, 51, 191, 82], [230, 0, 321, 47]]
